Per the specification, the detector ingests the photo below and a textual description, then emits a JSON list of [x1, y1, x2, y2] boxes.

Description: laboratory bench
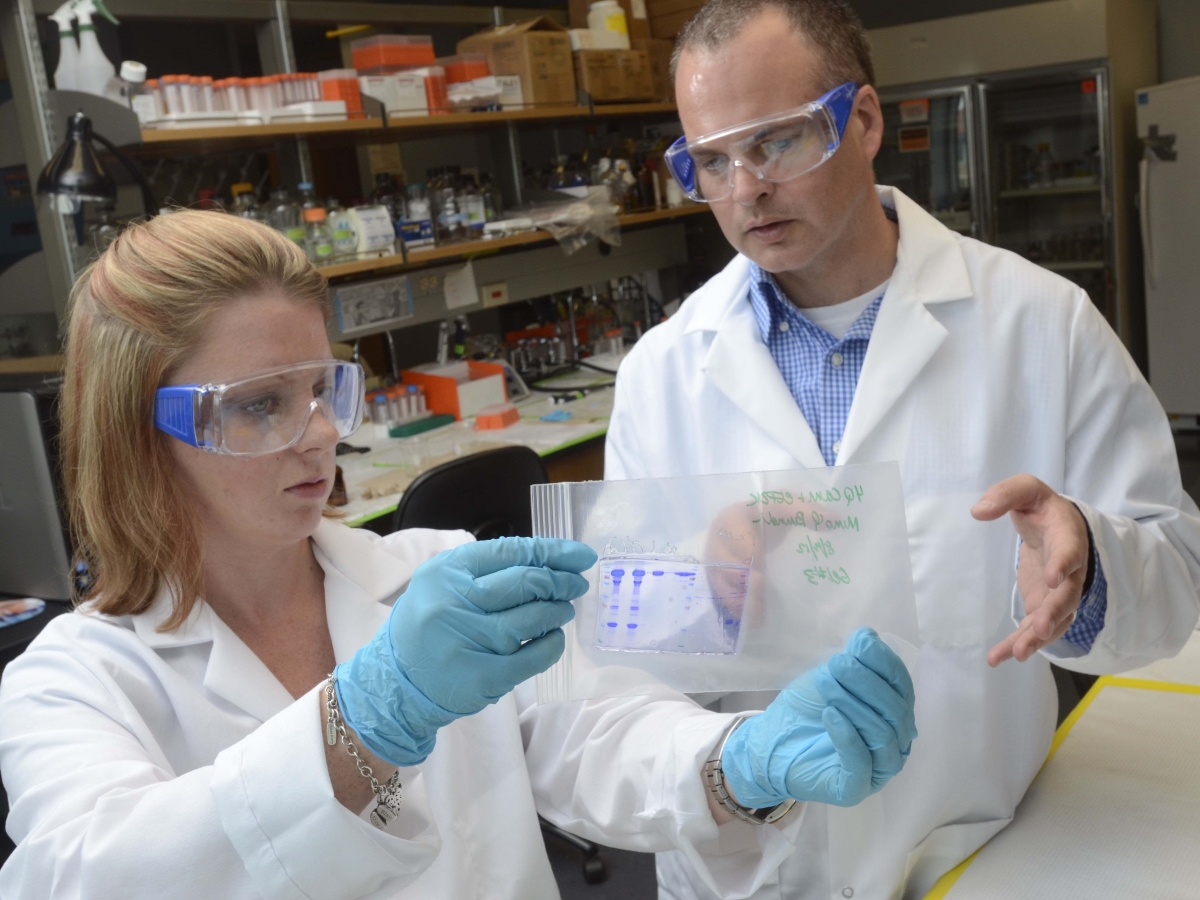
[[924, 628, 1200, 900], [338, 365, 617, 531]]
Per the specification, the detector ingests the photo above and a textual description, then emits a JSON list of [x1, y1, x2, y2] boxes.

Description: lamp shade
[[36, 111, 115, 205]]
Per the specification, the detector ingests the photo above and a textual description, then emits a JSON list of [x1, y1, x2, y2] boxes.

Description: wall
[[855, 0, 1196, 86], [867, 0, 1110, 88], [1159, 0, 1200, 82], [851, 0, 1051, 29]]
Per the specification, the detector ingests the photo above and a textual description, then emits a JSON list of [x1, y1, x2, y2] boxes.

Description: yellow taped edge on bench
[[921, 674, 1200, 899]]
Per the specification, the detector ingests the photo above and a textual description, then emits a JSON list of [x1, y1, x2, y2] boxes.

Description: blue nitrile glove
[[334, 537, 597, 767], [721, 627, 917, 808]]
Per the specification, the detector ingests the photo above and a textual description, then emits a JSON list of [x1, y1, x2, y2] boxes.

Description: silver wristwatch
[[703, 716, 797, 826]]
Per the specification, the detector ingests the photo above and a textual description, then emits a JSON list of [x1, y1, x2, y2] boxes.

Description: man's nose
[[730, 162, 772, 207]]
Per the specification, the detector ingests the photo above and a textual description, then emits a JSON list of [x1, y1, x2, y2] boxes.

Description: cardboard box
[[569, 0, 651, 40], [457, 17, 576, 107], [494, 74, 525, 108], [358, 73, 428, 118], [574, 48, 654, 102], [646, 0, 705, 39], [632, 37, 673, 101]]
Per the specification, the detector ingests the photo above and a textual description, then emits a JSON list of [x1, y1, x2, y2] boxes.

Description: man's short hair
[[671, 0, 875, 91]]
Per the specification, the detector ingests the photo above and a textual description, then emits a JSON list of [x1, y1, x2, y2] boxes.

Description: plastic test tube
[[180, 77, 196, 113], [200, 76, 214, 112], [385, 387, 398, 421], [161, 75, 181, 115], [228, 78, 246, 112], [372, 395, 390, 438], [146, 79, 164, 116]]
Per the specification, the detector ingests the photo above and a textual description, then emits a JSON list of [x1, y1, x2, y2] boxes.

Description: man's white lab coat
[[605, 186, 1200, 900], [0, 520, 803, 899]]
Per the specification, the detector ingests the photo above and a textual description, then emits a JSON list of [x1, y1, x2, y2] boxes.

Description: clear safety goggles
[[154, 360, 365, 456], [664, 82, 859, 203]]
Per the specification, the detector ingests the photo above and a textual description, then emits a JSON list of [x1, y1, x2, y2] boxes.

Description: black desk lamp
[[36, 110, 156, 219]]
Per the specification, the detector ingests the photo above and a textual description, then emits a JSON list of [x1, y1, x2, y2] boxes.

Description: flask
[[266, 187, 305, 246], [400, 184, 435, 250], [371, 173, 403, 228], [303, 207, 335, 263], [229, 182, 262, 221], [297, 182, 319, 212]]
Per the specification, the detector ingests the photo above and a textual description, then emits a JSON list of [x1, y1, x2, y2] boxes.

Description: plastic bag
[[517, 188, 621, 255], [532, 463, 921, 703]]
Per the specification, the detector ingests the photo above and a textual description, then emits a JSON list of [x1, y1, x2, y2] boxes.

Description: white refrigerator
[[1137, 76, 1200, 415]]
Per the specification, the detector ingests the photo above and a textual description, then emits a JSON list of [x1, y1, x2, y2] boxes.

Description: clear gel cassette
[[531, 463, 920, 703]]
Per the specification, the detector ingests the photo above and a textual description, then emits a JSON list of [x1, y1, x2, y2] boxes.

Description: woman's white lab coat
[[0, 520, 801, 900], [605, 186, 1200, 900]]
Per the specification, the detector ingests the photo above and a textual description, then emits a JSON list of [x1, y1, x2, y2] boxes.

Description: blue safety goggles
[[154, 360, 364, 456], [664, 82, 859, 202]]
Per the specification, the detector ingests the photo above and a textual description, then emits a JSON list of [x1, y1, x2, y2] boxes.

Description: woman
[[0, 212, 914, 900]]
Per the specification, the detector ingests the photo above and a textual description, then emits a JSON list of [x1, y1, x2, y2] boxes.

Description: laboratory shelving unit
[[136, 102, 681, 148], [0, 0, 708, 335], [319, 204, 709, 280]]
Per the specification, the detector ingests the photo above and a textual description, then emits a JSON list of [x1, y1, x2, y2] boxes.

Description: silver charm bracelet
[[325, 672, 402, 830], [703, 716, 797, 826]]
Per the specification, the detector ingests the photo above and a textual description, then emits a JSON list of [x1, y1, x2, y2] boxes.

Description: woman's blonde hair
[[61, 210, 330, 631]]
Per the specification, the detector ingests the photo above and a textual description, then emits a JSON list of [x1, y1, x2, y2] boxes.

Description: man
[[605, 1, 1200, 898]]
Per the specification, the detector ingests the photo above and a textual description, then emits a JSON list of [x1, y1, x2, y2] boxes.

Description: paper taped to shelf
[[532, 463, 921, 703]]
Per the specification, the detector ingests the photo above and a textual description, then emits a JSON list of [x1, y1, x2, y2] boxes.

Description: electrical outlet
[[480, 281, 509, 308]]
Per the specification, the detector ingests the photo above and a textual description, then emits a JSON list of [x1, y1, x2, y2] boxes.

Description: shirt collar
[[747, 266, 783, 344], [748, 264, 884, 345]]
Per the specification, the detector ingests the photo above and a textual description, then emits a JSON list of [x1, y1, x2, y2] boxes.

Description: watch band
[[703, 716, 797, 826]]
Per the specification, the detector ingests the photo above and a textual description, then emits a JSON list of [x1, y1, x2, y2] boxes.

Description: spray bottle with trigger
[[49, 1, 79, 91], [73, 0, 121, 100]]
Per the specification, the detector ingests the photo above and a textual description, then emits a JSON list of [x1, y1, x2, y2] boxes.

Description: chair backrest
[[391, 445, 549, 539]]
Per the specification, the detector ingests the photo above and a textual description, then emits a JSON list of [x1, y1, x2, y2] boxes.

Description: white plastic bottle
[[326, 199, 358, 259], [588, 1, 628, 36], [50, 5, 79, 91], [74, 1, 118, 99], [119, 60, 159, 124]]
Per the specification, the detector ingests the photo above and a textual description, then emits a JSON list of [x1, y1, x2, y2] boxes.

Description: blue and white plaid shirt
[[747, 262, 1108, 652]]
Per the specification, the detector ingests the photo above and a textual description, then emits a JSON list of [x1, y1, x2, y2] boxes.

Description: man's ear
[[852, 86, 885, 162]]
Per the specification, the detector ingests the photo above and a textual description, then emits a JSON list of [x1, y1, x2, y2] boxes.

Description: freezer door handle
[[1142, 124, 1177, 162], [1140, 156, 1154, 287]]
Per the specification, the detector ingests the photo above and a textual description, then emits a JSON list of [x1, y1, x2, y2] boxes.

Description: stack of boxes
[[568, 0, 677, 103], [456, 17, 577, 108], [354, 35, 450, 118], [356, 2, 697, 117]]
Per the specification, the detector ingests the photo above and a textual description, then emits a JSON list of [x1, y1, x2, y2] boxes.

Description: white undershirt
[[794, 279, 890, 340]]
